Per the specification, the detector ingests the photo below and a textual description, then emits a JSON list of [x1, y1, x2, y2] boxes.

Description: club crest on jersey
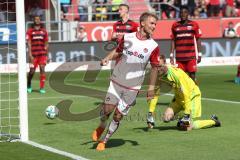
[[143, 48, 148, 53], [187, 26, 192, 30]]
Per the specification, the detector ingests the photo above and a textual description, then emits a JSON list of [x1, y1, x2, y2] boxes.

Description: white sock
[[103, 120, 120, 143]]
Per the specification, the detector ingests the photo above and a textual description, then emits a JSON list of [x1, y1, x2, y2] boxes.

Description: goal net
[[0, 0, 28, 142]]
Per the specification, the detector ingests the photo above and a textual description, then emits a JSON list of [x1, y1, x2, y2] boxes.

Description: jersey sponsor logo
[[126, 50, 144, 59], [187, 26, 192, 30], [32, 31, 44, 34], [176, 33, 192, 37], [32, 36, 44, 40]]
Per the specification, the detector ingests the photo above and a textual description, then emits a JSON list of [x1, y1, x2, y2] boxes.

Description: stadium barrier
[[2, 18, 239, 44], [1, 56, 239, 73], [0, 38, 239, 73], [63, 18, 240, 41]]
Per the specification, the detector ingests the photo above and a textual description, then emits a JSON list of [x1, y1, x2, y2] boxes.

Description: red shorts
[[176, 59, 197, 73], [30, 56, 47, 69]]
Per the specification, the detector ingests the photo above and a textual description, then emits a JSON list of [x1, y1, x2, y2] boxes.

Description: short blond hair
[[139, 12, 158, 25]]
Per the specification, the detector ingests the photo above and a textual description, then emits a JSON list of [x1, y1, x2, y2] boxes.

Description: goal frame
[[16, 0, 29, 141]]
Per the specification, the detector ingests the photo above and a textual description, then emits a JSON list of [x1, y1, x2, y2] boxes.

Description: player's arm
[[195, 23, 202, 63], [27, 40, 33, 63], [111, 23, 118, 40], [26, 30, 33, 63], [101, 48, 122, 66], [44, 30, 50, 61], [170, 40, 175, 64], [45, 41, 49, 58], [170, 26, 175, 64], [196, 38, 202, 63], [101, 36, 124, 65], [147, 66, 158, 100], [147, 47, 160, 100]]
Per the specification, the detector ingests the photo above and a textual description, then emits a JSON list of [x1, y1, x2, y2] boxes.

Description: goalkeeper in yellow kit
[[147, 55, 221, 130]]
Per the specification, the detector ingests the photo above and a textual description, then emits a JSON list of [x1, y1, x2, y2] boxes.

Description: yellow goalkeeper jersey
[[160, 65, 200, 103]]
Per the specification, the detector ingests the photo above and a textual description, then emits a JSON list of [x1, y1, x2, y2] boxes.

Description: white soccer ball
[[45, 105, 59, 119]]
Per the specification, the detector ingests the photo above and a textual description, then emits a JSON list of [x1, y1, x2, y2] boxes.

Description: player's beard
[[143, 27, 151, 39]]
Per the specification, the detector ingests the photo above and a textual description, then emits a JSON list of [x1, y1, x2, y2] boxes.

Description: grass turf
[[1, 65, 240, 160]]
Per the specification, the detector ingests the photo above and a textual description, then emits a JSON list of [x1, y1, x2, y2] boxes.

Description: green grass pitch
[[1, 65, 240, 160]]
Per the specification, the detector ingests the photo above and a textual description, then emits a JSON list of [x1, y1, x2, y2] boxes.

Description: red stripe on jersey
[[171, 20, 201, 61], [26, 27, 48, 56], [175, 46, 195, 51], [110, 79, 140, 91]]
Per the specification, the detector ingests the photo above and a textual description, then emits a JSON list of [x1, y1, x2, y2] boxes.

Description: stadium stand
[[128, 0, 149, 20]]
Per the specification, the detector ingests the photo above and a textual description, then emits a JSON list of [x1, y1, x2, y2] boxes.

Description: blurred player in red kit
[[111, 4, 138, 43], [26, 16, 49, 94], [170, 6, 202, 82]]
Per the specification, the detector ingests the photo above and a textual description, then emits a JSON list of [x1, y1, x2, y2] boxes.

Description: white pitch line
[[28, 94, 240, 104], [25, 141, 88, 160], [161, 93, 240, 104], [201, 97, 240, 104], [28, 95, 86, 100]]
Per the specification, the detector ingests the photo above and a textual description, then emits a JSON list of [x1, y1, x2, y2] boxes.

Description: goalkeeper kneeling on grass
[[147, 54, 221, 130]]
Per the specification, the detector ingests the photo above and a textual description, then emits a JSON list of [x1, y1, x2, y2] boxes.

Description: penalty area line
[[164, 93, 240, 104], [24, 141, 88, 160]]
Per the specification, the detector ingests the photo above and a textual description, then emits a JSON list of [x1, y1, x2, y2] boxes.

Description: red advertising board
[[81, 18, 240, 41]]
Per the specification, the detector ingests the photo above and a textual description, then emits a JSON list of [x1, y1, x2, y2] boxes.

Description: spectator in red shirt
[[225, 0, 236, 17], [208, 0, 220, 17]]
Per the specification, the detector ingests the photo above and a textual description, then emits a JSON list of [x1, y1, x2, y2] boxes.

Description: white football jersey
[[111, 32, 160, 90]]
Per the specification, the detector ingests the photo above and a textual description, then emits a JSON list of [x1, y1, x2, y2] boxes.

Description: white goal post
[[16, 0, 28, 141]]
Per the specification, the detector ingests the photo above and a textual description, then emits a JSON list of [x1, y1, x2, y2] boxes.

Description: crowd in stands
[[74, 0, 125, 21], [0, 0, 46, 22], [0, 0, 239, 23], [58, 0, 240, 21], [150, 0, 240, 19], [0, 0, 16, 22]]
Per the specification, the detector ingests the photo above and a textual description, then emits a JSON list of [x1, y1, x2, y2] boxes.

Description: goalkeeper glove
[[197, 52, 202, 63], [179, 114, 191, 127]]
